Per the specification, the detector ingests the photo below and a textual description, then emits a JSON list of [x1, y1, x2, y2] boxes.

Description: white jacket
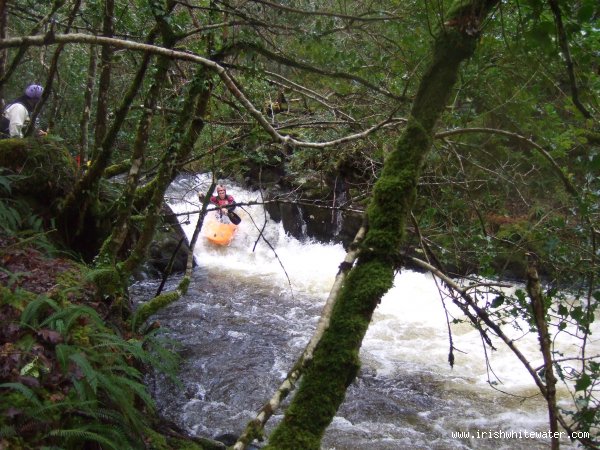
[[4, 102, 29, 138]]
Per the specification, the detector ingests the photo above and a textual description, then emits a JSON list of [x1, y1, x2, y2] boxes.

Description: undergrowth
[[0, 172, 195, 449]]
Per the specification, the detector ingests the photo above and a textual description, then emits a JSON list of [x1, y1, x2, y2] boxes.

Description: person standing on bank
[[1, 84, 47, 138]]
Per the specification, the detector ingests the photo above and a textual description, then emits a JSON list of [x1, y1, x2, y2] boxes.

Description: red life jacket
[[210, 195, 234, 207]]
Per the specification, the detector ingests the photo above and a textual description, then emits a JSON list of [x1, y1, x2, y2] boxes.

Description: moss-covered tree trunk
[[99, 49, 170, 263], [57, 26, 160, 251], [91, 0, 114, 159], [121, 68, 213, 276], [264, 2, 500, 448]]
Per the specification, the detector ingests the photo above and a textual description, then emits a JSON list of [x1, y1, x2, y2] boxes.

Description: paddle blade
[[228, 211, 242, 225]]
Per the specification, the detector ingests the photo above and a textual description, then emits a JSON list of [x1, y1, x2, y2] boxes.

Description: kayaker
[[199, 184, 236, 223]]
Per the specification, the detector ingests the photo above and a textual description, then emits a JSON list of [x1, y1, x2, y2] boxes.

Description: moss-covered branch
[[132, 276, 190, 332], [121, 68, 213, 275], [263, 1, 500, 448], [234, 225, 366, 450]]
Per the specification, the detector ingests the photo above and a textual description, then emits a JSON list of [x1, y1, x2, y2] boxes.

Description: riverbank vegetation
[[0, 0, 598, 449]]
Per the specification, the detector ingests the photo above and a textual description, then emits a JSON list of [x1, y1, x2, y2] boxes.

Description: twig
[[241, 205, 294, 300], [233, 224, 366, 450], [155, 236, 185, 297]]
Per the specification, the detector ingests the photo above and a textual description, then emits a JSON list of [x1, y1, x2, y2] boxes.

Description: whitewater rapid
[[134, 174, 593, 449]]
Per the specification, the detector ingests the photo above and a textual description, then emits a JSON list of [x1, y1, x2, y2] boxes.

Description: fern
[[7, 276, 184, 449], [140, 329, 182, 381], [41, 304, 104, 332], [87, 407, 124, 424], [69, 353, 99, 394], [0, 170, 45, 235], [0, 200, 22, 232], [0, 382, 42, 406], [55, 344, 75, 372], [72, 379, 94, 403], [30, 399, 96, 417], [108, 362, 143, 380], [0, 424, 16, 438], [48, 427, 120, 450], [94, 372, 141, 425], [92, 332, 148, 359], [20, 295, 60, 328], [109, 373, 155, 410]]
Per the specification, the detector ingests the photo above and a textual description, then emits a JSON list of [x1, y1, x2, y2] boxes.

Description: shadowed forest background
[[0, 0, 599, 449]]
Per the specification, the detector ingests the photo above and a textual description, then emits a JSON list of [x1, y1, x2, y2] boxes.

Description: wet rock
[[139, 204, 194, 279]]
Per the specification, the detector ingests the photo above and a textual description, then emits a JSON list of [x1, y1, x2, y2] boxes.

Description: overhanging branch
[[0, 33, 405, 150]]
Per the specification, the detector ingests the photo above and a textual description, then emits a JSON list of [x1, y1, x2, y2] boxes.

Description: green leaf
[[570, 305, 585, 323], [70, 353, 99, 394], [575, 373, 592, 391], [0, 382, 42, 406], [577, 1, 596, 22], [557, 304, 569, 317], [491, 295, 504, 308]]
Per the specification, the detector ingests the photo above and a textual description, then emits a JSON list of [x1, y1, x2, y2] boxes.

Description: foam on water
[[167, 175, 343, 295], [165, 174, 592, 448]]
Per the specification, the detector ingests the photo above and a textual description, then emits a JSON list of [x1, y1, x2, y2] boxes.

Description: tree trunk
[[79, 46, 97, 164], [98, 49, 170, 263], [0, 0, 8, 107], [57, 27, 159, 248], [121, 68, 213, 275], [264, 1, 500, 448], [527, 257, 560, 450], [92, 0, 114, 158], [25, 0, 82, 137]]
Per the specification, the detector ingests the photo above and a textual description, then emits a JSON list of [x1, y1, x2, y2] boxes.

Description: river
[[132, 175, 590, 449]]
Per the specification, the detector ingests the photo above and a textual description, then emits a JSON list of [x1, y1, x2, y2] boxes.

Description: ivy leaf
[[570, 306, 585, 323], [575, 373, 591, 392], [515, 289, 527, 303], [557, 304, 569, 317], [491, 295, 504, 308], [577, 1, 596, 22]]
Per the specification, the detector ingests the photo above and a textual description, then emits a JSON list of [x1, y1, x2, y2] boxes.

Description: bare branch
[[546, 0, 593, 119], [407, 255, 547, 394], [435, 127, 579, 197], [247, 0, 403, 22]]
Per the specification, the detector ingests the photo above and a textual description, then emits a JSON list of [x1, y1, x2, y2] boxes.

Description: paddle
[[227, 210, 242, 225]]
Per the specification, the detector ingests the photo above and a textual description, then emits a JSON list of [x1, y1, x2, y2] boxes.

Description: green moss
[[1, 286, 36, 310], [104, 159, 131, 178], [70, 324, 92, 347], [179, 276, 190, 295], [132, 290, 180, 332], [86, 266, 125, 297], [0, 138, 77, 204], [265, 261, 394, 449], [266, 2, 498, 446]]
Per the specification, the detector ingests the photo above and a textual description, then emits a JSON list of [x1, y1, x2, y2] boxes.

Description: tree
[[0, 0, 598, 448], [262, 1, 503, 448]]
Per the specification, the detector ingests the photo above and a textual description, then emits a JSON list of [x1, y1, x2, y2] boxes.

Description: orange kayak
[[203, 220, 237, 246]]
